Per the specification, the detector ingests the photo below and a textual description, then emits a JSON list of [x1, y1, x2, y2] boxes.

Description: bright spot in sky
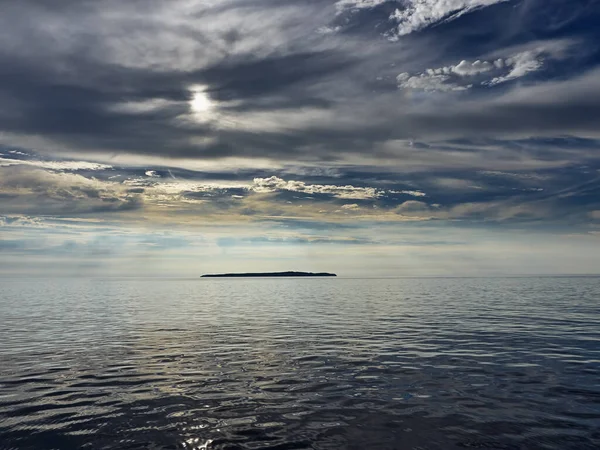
[[190, 87, 213, 115]]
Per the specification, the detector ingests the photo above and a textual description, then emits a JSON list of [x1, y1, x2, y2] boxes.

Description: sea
[[0, 277, 599, 449]]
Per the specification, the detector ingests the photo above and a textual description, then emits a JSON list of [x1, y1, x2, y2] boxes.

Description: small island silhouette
[[201, 271, 337, 278]]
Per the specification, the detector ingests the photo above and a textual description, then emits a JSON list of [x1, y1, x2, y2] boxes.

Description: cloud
[[397, 72, 471, 92], [0, 0, 598, 277], [389, 190, 427, 197], [0, 157, 112, 171], [487, 51, 543, 85], [0, 0, 592, 169], [389, 0, 509, 37], [396, 200, 431, 213], [0, 1, 597, 230], [335, 0, 390, 13], [0, 0, 332, 73], [0, 215, 45, 228], [251, 176, 382, 199], [397, 43, 566, 93], [0, 153, 598, 239], [453, 59, 494, 76], [0, 166, 141, 215], [397, 58, 501, 92]]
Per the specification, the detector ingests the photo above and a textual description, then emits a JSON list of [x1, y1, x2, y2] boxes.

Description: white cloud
[[398, 49, 548, 92], [487, 51, 543, 85], [251, 176, 382, 199], [0, 166, 138, 215], [335, 0, 390, 13], [453, 59, 493, 76], [0, 215, 45, 228], [397, 57, 499, 92], [145, 170, 160, 178], [390, 190, 427, 197], [397, 72, 471, 92], [316, 25, 342, 34], [389, 0, 508, 37], [109, 98, 179, 114], [123, 177, 247, 195], [0, 157, 112, 171]]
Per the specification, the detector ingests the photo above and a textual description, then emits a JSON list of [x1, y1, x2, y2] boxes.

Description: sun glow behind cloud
[[189, 86, 214, 119]]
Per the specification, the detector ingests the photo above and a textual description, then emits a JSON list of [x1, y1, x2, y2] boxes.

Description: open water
[[1, 277, 599, 449]]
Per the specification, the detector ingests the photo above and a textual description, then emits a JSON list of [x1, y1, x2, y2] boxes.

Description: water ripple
[[1, 277, 600, 449]]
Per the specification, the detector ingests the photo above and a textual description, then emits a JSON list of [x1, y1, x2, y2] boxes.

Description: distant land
[[201, 271, 337, 278]]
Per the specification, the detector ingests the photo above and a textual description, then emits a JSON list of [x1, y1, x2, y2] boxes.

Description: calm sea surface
[[1, 277, 599, 450]]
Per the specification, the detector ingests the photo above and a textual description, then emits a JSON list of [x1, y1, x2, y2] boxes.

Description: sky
[[1, 0, 600, 277]]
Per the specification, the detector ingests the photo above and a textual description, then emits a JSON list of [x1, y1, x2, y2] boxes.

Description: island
[[201, 271, 337, 278]]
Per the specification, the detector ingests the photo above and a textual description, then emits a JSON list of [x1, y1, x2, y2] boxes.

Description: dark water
[[1, 277, 599, 450]]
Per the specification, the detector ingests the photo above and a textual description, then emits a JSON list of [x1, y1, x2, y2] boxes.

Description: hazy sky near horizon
[[1, 0, 600, 276]]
